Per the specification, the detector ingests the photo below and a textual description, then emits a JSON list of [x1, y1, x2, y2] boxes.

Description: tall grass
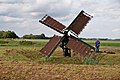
[[0, 39, 120, 64]]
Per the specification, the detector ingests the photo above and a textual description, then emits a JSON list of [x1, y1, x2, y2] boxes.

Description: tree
[[0, 31, 4, 38], [22, 33, 46, 39], [0, 30, 19, 39], [40, 33, 45, 39]]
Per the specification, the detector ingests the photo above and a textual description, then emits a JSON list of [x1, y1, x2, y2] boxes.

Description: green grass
[[0, 39, 120, 47], [0, 39, 48, 47]]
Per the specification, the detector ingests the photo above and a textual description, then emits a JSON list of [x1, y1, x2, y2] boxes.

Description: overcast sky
[[0, 0, 120, 39]]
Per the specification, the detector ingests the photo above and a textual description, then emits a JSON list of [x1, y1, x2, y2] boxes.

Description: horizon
[[0, 30, 119, 40]]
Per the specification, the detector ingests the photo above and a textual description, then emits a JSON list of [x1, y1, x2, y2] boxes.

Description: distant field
[[84, 40, 120, 47], [0, 39, 120, 47], [0, 39, 48, 47], [0, 39, 120, 80]]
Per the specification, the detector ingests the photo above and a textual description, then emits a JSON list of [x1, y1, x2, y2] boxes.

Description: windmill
[[39, 10, 95, 58]]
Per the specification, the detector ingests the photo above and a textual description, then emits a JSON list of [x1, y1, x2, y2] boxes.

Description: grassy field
[[0, 39, 120, 80]]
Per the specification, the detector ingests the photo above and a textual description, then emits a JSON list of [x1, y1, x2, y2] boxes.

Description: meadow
[[0, 39, 120, 80]]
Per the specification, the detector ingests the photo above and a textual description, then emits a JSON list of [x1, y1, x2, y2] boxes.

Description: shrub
[[83, 58, 99, 65], [19, 41, 34, 45], [0, 40, 8, 44]]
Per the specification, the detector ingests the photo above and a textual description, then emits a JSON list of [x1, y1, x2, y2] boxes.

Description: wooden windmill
[[39, 10, 95, 58]]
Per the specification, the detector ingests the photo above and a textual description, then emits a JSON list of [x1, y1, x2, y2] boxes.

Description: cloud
[[0, 0, 25, 4], [0, 0, 73, 20], [21, 0, 73, 18], [0, 16, 24, 22], [0, 3, 25, 18], [0, 0, 120, 39], [112, 28, 120, 33]]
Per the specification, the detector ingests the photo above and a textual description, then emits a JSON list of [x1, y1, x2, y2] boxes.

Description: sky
[[0, 0, 120, 39]]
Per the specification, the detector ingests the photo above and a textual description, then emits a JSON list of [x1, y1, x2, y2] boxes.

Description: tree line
[[23, 34, 50, 39], [0, 30, 49, 39]]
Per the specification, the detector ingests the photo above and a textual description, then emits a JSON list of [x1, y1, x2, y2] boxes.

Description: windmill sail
[[66, 37, 95, 56], [67, 10, 93, 35], [39, 35, 62, 57], [39, 15, 66, 34]]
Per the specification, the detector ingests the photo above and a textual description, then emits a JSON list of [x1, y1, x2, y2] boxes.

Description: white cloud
[[0, 16, 24, 22], [112, 29, 120, 33], [0, 0, 120, 39]]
